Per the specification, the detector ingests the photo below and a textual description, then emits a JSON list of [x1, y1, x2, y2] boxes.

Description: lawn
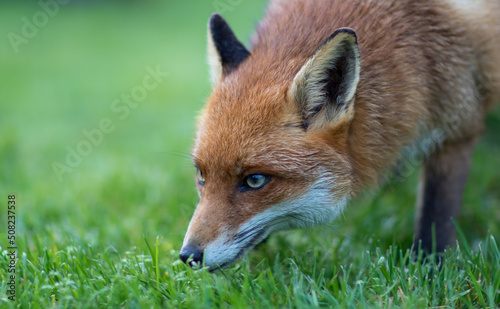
[[0, 0, 499, 307]]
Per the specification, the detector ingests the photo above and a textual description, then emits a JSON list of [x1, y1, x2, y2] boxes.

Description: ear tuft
[[289, 27, 360, 129], [208, 13, 250, 84]]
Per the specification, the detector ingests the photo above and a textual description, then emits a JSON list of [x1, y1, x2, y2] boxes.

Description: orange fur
[[181, 0, 500, 270]]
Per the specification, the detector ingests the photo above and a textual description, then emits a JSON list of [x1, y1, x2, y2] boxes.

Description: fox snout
[[179, 245, 204, 267], [180, 199, 274, 271], [180, 180, 349, 271]]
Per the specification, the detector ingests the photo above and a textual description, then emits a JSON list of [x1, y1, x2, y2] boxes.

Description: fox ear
[[289, 28, 360, 129], [208, 13, 250, 85]]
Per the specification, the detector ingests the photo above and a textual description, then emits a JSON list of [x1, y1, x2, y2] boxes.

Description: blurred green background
[[1, 0, 499, 267]]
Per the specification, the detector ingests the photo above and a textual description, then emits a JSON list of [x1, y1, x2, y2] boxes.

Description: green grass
[[1, 0, 499, 307]]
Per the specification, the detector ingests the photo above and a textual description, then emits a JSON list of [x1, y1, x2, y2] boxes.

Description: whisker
[[235, 216, 295, 246], [157, 150, 193, 161]]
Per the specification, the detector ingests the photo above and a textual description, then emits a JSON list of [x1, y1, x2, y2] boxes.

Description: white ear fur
[[289, 28, 361, 126], [207, 31, 223, 85]]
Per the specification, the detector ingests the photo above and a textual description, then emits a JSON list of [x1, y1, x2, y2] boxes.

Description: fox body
[[180, 0, 500, 271]]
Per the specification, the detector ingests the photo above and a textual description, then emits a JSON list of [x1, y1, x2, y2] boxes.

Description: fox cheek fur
[[180, 0, 500, 271]]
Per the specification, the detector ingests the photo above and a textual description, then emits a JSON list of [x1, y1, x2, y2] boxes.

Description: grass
[[0, 0, 499, 307]]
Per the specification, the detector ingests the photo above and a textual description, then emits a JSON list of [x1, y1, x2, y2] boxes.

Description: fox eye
[[196, 167, 205, 185], [241, 174, 269, 191]]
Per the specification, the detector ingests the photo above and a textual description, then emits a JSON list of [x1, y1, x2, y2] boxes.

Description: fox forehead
[[193, 82, 306, 171], [193, 127, 320, 178]]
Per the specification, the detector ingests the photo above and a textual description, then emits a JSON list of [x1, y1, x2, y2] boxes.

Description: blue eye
[[196, 168, 205, 185], [241, 174, 269, 191]]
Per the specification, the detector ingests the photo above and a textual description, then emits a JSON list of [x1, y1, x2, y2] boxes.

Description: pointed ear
[[289, 28, 360, 129], [207, 13, 251, 85]]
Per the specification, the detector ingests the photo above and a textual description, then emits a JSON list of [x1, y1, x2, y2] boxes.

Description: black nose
[[179, 245, 204, 266]]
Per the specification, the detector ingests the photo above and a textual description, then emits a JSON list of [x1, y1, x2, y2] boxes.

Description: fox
[[179, 0, 500, 271]]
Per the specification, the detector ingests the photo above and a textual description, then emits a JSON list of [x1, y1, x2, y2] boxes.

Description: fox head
[[180, 13, 360, 271]]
